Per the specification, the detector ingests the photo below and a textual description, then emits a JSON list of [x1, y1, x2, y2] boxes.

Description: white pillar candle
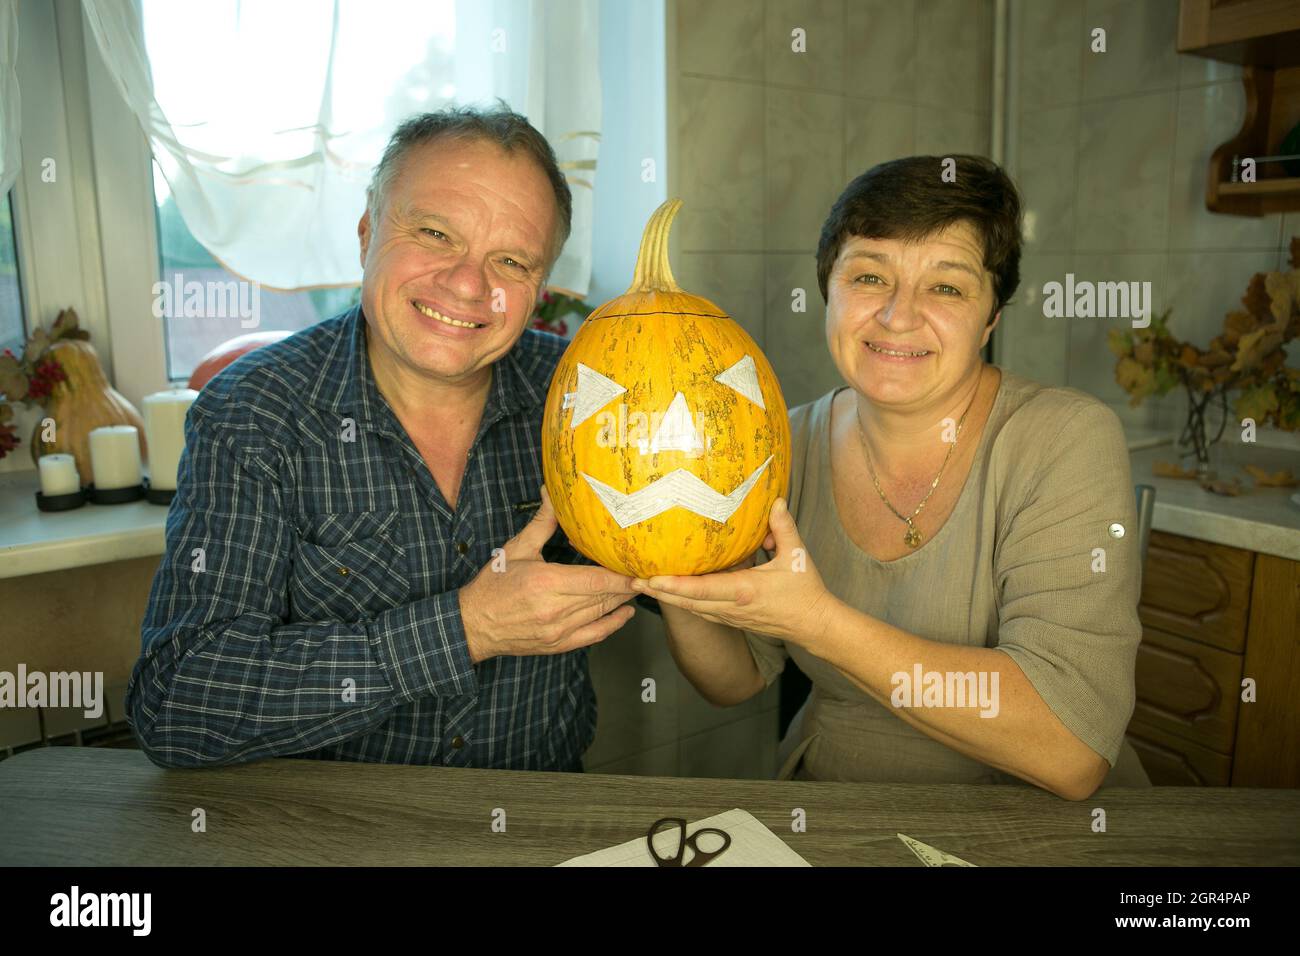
[[142, 388, 198, 491], [38, 453, 81, 496], [88, 425, 143, 490]]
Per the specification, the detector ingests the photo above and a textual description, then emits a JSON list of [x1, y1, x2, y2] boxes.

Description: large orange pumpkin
[[542, 199, 790, 578]]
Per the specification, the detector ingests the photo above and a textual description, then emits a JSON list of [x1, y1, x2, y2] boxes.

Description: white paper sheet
[[556, 808, 811, 867]]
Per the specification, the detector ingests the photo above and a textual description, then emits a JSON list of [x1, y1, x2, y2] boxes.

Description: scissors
[[646, 817, 732, 867]]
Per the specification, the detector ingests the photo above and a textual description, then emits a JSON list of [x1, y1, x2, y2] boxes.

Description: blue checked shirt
[[128, 306, 598, 771]]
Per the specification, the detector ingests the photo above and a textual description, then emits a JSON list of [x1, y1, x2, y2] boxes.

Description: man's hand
[[459, 486, 638, 663]]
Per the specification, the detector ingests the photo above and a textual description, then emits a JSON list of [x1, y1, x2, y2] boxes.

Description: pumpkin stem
[[626, 198, 684, 294]]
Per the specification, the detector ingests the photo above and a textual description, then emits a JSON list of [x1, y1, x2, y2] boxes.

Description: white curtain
[[82, 0, 600, 295], [0, 0, 19, 199]]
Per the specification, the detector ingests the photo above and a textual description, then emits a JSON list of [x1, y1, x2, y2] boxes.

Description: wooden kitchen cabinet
[[1126, 531, 1300, 787]]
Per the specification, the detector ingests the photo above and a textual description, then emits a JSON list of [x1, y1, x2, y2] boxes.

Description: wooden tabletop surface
[[1, 747, 1297, 866]]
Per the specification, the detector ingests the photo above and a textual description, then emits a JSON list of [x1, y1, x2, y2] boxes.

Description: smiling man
[[128, 107, 638, 771]]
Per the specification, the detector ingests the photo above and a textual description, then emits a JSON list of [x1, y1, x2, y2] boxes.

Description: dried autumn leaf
[[1244, 464, 1297, 487], [1235, 384, 1279, 424], [23, 328, 50, 365], [1231, 326, 1283, 372], [1133, 341, 1155, 365], [1116, 356, 1155, 406], [1223, 310, 1257, 347], [1242, 272, 1271, 319], [1177, 344, 1200, 368], [1265, 271, 1294, 325], [1106, 328, 1132, 358], [50, 308, 80, 339], [0, 354, 28, 401], [1153, 460, 1199, 479], [1200, 477, 1242, 496]]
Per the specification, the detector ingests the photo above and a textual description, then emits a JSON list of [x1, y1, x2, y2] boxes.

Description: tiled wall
[[999, 0, 1299, 427], [671, 0, 993, 410]]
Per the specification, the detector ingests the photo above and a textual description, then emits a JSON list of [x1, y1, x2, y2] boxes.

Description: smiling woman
[[644, 156, 1152, 801]]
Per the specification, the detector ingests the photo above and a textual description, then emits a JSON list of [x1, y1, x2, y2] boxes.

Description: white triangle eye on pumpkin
[[542, 199, 791, 579]]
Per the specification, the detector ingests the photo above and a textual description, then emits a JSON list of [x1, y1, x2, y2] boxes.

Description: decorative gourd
[[30, 339, 147, 486], [542, 199, 791, 578], [188, 330, 293, 391]]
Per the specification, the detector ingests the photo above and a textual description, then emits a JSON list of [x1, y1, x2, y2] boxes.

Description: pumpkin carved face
[[542, 200, 790, 578]]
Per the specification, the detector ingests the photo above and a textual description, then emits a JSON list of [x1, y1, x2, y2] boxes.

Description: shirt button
[[455, 540, 468, 555], [451, 736, 465, 749]]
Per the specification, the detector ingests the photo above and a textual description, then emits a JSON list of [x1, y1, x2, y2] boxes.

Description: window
[[152, 165, 359, 382], [0, 191, 22, 358]]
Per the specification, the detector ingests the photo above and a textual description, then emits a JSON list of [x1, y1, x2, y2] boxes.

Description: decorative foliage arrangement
[[530, 289, 588, 338], [1107, 237, 1300, 479], [0, 309, 90, 461]]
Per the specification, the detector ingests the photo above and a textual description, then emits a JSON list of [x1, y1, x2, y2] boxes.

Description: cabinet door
[[1127, 720, 1232, 786], [1232, 553, 1300, 788], [1134, 627, 1243, 754], [1139, 532, 1254, 653]]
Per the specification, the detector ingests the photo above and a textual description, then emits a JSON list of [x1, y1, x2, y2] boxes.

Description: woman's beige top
[[745, 366, 1151, 787]]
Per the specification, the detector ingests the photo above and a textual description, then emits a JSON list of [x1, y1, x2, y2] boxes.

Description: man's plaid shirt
[[128, 306, 596, 771]]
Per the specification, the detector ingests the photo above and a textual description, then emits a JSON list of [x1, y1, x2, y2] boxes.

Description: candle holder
[[34, 487, 89, 512], [145, 482, 175, 506], [86, 478, 148, 505]]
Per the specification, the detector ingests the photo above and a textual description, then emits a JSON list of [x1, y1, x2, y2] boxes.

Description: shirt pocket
[[289, 510, 410, 623]]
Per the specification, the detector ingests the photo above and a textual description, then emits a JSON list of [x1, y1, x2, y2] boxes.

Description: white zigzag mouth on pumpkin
[[580, 456, 774, 528]]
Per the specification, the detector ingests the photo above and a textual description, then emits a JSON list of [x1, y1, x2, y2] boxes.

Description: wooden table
[[1, 748, 1297, 866]]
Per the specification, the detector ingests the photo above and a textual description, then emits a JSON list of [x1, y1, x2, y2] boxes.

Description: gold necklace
[[854, 369, 983, 549]]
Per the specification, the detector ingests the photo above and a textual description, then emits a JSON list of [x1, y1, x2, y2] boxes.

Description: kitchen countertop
[[0, 470, 169, 579], [1129, 440, 1300, 562], [0, 747, 1296, 865], [2, 430, 1297, 578]]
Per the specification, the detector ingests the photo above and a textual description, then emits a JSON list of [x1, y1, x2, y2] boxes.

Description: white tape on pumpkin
[[581, 456, 773, 528]]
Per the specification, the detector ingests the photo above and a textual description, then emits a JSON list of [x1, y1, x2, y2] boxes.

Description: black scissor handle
[[648, 817, 731, 867]]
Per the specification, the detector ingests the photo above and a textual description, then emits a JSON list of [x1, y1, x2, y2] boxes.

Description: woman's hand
[[631, 497, 837, 646]]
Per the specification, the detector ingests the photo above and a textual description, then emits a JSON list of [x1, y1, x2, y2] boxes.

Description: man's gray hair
[[366, 104, 573, 261]]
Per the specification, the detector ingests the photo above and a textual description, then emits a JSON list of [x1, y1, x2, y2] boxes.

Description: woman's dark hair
[[815, 155, 1023, 321]]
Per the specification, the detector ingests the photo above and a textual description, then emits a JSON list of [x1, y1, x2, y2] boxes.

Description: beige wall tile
[[677, 76, 766, 251], [1167, 81, 1283, 252], [1177, 51, 1241, 88], [678, 0, 766, 81], [764, 253, 843, 409], [585, 607, 680, 767], [765, 0, 844, 92], [675, 252, 767, 346], [1017, 106, 1079, 254], [1017, 0, 1084, 111], [678, 709, 779, 778], [997, 253, 1070, 386], [1074, 91, 1177, 252], [914, 0, 993, 112], [844, 0, 915, 101], [914, 107, 990, 157], [1080, 0, 1181, 101], [766, 86, 844, 253], [844, 99, 914, 181]]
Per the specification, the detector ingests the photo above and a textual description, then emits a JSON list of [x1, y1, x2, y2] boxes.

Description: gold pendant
[[904, 527, 922, 548]]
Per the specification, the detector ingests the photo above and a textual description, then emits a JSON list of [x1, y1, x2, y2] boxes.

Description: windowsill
[[1, 423, 1297, 579], [0, 470, 168, 579]]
